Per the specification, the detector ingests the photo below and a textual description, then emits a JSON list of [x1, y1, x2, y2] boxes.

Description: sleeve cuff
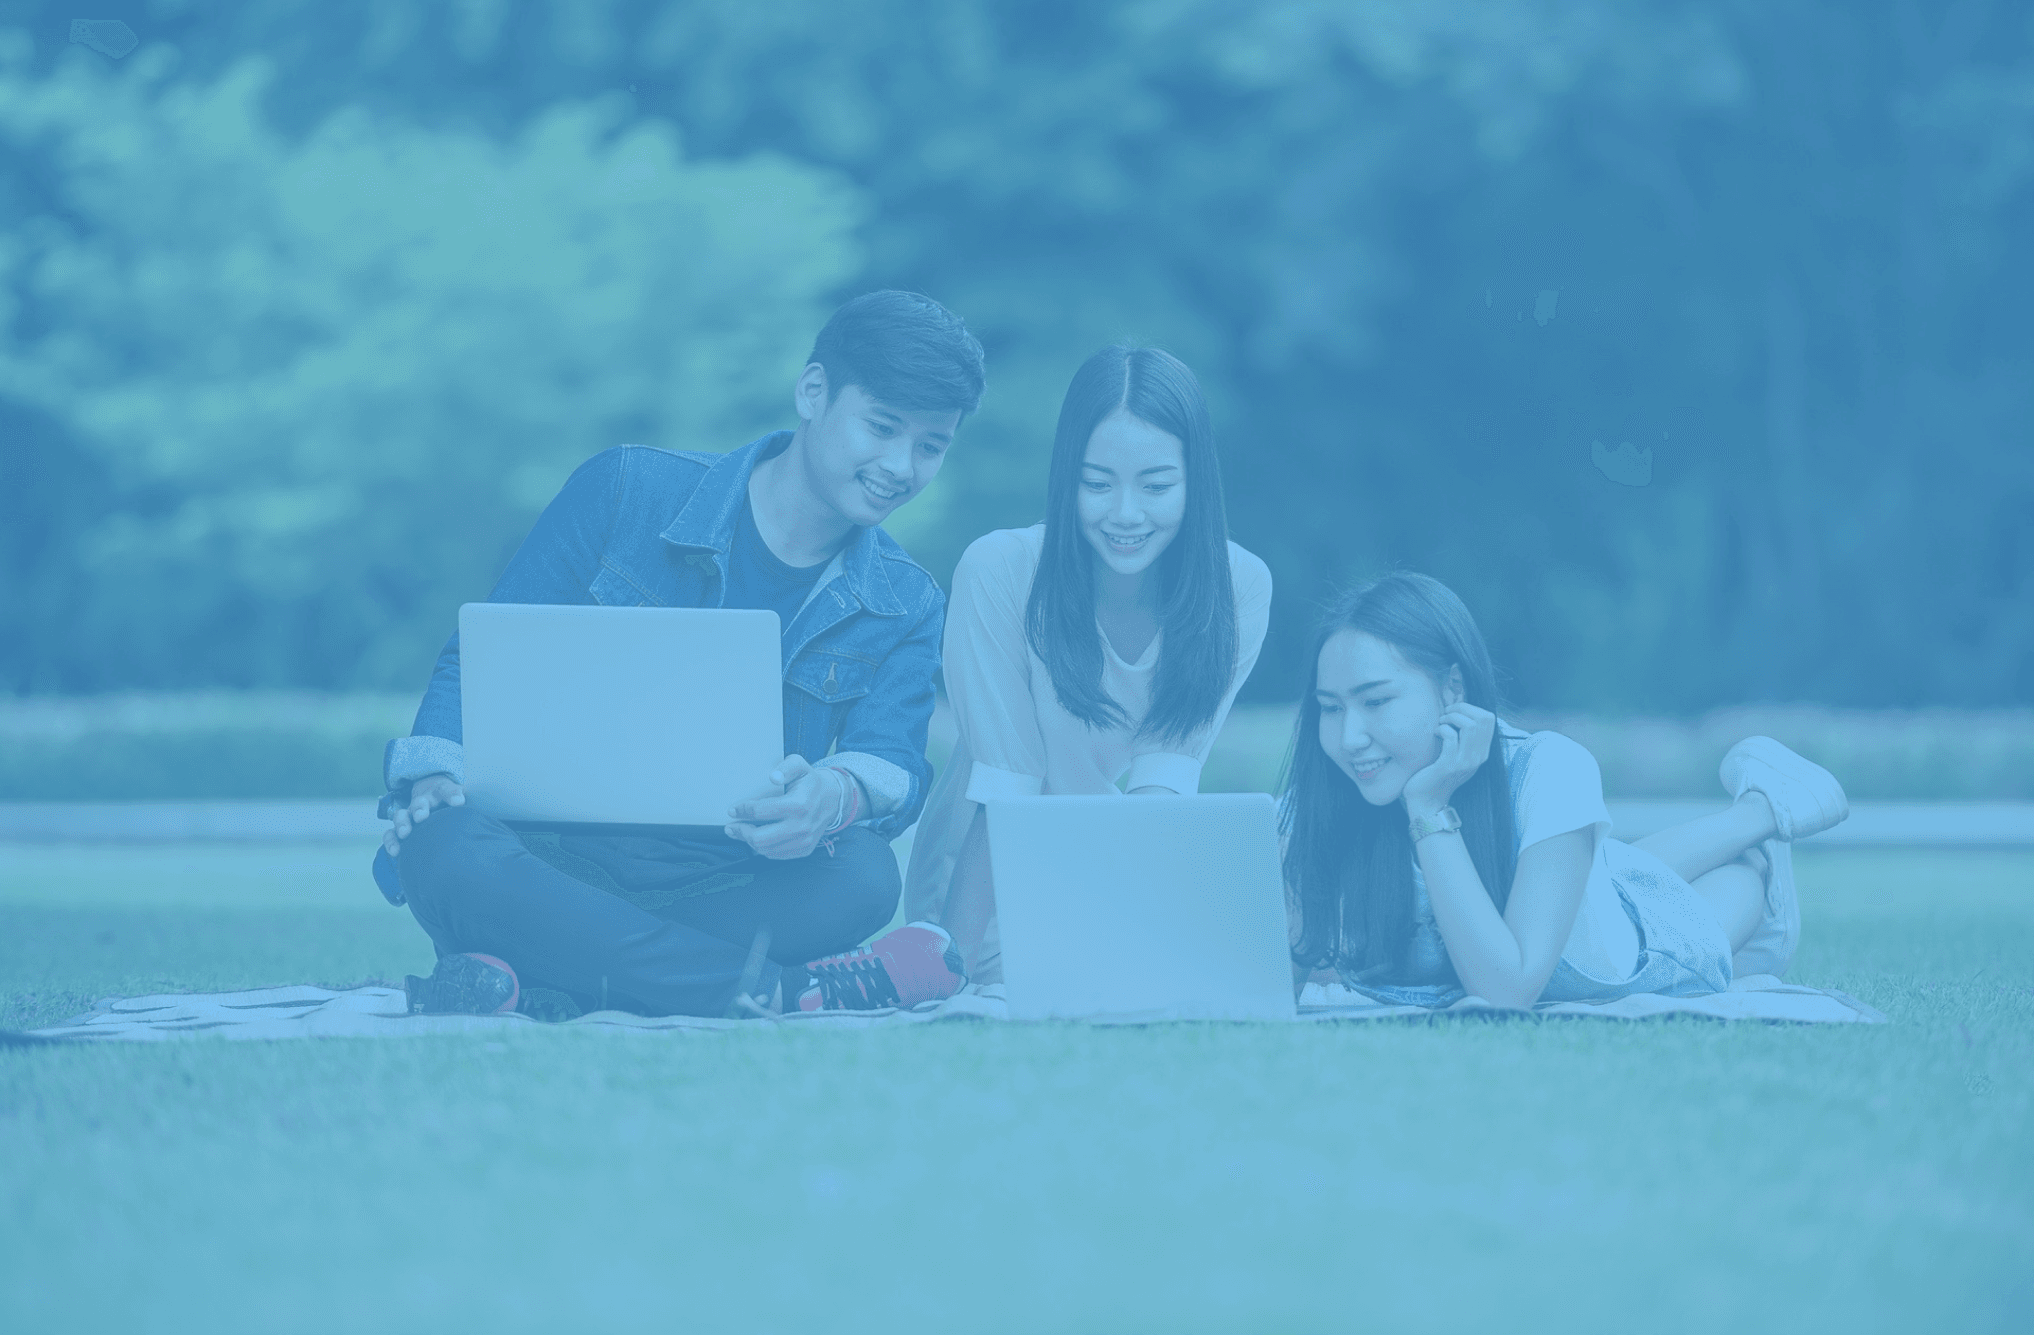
[[1522, 817, 1611, 854], [384, 734, 465, 789], [816, 752, 910, 819], [1124, 752, 1203, 795], [965, 761, 1044, 804]]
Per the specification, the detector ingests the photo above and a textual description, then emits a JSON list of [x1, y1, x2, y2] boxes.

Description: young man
[[373, 291, 984, 1018]]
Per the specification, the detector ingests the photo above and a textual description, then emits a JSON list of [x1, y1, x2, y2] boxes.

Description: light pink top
[[903, 524, 1274, 934]]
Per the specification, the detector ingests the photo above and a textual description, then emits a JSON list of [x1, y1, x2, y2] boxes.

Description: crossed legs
[[1635, 736, 1850, 970], [1634, 793, 1777, 953], [397, 805, 899, 1015]]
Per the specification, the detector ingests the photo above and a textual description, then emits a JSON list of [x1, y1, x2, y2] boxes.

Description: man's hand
[[724, 756, 858, 860], [381, 773, 465, 857]]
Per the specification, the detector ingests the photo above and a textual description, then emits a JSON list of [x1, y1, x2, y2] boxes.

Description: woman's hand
[[381, 773, 464, 857], [1400, 702, 1496, 818]]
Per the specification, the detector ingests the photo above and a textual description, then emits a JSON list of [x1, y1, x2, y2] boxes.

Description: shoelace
[[807, 946, 901, 1010]]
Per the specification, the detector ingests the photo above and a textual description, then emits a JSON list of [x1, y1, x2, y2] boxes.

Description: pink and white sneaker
[[805, 922, 967, 1011]]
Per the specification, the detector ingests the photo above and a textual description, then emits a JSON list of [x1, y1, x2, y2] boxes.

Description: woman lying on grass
[[1285, 572, 1850, 1009]]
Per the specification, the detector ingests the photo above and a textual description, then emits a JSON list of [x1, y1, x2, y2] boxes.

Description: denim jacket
[[380, 431, 945, 849]]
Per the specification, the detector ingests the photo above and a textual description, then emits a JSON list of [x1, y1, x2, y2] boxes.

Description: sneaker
[[1718, 736, 1849, 841], [805, 921, 966, 1011], [405, 952, 519, 1015], [515, 986, 584, 1023]]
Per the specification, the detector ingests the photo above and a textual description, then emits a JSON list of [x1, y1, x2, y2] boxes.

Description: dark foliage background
[[3, 0, 2029, 712]]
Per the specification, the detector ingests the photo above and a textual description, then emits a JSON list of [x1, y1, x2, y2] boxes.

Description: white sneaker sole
[[1719, 736, 1850, 841]]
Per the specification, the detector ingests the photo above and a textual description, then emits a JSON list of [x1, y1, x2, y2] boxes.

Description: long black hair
[[1282, 572, 1517, 981], [1024, 345, 1239, 743]]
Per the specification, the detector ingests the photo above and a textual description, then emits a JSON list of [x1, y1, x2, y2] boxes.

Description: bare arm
[[1400, 702, 1593, 1008], [1415, 825, 1593, 1008]]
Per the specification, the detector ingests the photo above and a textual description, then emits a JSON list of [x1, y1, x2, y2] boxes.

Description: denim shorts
[[1345, 839, 1735, 1009]]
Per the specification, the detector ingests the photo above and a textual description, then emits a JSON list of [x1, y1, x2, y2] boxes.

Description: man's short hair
[[807, 290, 987, 418]]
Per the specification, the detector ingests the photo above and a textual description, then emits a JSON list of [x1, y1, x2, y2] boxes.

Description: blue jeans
[[394, 806, 898, 1016]]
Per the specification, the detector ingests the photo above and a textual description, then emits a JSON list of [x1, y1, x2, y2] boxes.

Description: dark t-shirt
[[722, 491, 829, 633], [538, 492, 834, 884]]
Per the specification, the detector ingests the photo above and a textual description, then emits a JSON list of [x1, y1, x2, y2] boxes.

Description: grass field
[[2, 842, 2031, 1332]]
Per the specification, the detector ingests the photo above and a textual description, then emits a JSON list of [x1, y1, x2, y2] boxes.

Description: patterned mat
[[13, 973, 1882, 1043]]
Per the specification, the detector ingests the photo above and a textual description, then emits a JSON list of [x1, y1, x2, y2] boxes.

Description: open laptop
[[458, 603, 782, 827], [985, 793, 1297, 1022]]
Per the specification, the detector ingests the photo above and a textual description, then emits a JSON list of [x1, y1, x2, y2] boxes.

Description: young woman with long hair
[[801, 345, 1271, 1005], [1284, 571, 1848, 1008]]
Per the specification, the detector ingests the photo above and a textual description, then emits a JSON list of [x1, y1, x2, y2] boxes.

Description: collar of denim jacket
[[657, 429, 910, 618]]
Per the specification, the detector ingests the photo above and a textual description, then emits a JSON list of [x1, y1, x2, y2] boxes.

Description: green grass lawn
[[2, 843, 2030, 1333]]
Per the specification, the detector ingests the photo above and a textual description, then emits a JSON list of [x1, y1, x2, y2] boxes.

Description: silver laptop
[[459, 603, 781, 826], [985, 793, 1297, 1022]]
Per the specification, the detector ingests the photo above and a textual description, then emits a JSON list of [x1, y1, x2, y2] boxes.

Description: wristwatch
[[1408, 806, 1462, 843]]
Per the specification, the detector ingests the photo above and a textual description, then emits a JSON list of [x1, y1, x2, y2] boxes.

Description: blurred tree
[[0, 0, 2028, 709], [0, 36, 860, 689]]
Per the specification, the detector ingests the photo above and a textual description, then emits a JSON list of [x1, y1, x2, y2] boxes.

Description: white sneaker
[[1718, 736, 1849, 841]]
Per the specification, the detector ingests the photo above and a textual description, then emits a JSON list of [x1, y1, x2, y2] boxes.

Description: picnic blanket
[[15, 973, 1883, 1043]]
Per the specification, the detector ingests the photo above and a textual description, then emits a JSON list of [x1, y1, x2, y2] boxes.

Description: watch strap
[[1409, 806, 1462, 843]]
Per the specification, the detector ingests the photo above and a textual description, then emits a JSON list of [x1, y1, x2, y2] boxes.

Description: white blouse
[[1405, 728, 1639, 983], [904, 524, 1274, 935]]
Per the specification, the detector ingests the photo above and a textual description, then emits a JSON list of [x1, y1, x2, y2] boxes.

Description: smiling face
[[1077, 408, 1187, 579], [1314, 628, 1462, 806], [794, 368, 961, 528]]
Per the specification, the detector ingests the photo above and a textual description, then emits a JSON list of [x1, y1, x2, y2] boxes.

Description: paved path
[[1603, 800, 2034, 846], [0, 800, 386, 843], [1, 799, 2030, 846]]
